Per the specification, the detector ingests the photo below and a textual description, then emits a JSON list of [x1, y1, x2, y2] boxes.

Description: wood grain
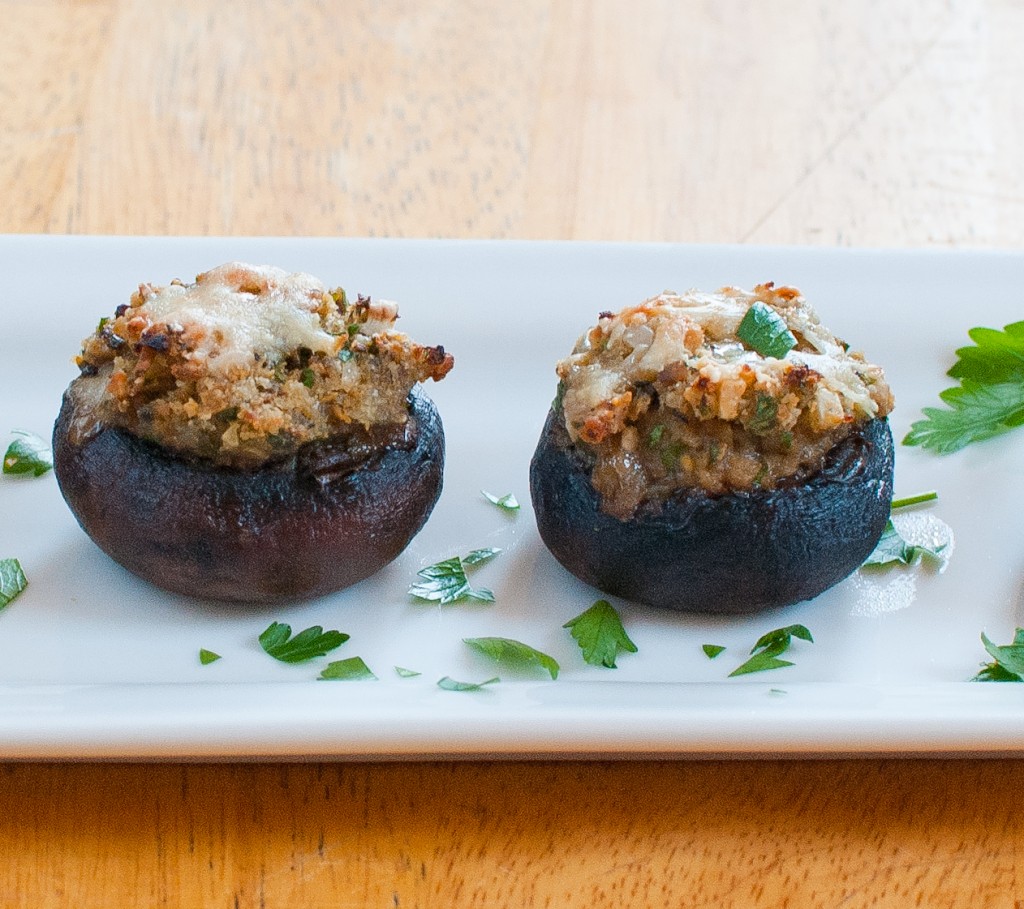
[[3, 0, 1024, 906], [1, 760, 1021, 908]]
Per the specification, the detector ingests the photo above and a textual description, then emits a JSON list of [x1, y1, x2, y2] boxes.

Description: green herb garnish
[[862, 519, 947, 567], [482, 490, 520, 511], [437, 675, 500, 692], [3, 430, 53, 477], [199, 649, 221, 665], [729, 624, 813, 677], [258, 622, 349, 663], [647, 424, 665, 446], [659, 441, 684, 471], [748, 394, 778, 434], [904, 321, 1024, 452], [862, 492, 945, 568], [409, 551, 497, 604], [320, 656, 377, 680], [464, 637, 559, 680], [737, 301, 797, 359], [461, 547, 502, 566], [973, 629, 1024, 682], [301, 368, 316, 388], [702, 644, 726, 659], [890, 491, 939, 510], [395, 666, 422, 678], [563, 599, 638, 668], [0, 559, 27, 609]]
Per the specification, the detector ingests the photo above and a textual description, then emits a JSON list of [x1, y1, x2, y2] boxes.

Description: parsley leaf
[[409, 552, 496, 604], [464, 637, 560, 680], [258, 622, 349, 663], [862, 519, 947, 567], [948, 322, 1024, 384], [461, 547, 501, 566], [3, 430, 53, 477], [702, 644, 726, 659], [198, 648, 221, 665], [904, 380, 1024, 453], [437, 675, 500, 692], [863, 492, 946, 568], [482, 490, 520, 511], [973, 629, 1024, 682], [737, 301, 796, 359], [904, 321, 1024, 453], [0, 559, 27, 609], [729, 624, 813, 677], [320, 656, 377, 681], [563, 599, 638, 668]]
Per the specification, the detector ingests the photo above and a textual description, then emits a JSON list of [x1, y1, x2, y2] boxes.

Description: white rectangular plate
[[3, 236, 1024, 760]]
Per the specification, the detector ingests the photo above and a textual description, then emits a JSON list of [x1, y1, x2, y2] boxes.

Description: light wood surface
[[4, 1, 1024, 906]]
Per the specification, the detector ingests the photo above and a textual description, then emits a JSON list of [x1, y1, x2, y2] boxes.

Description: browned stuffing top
[[555, 283, 893, 519], [69, 262, 453, 468]]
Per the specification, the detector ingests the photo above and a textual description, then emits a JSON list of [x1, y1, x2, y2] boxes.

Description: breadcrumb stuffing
[[71, 263, 453, 468], [556, 283, 893, 518]]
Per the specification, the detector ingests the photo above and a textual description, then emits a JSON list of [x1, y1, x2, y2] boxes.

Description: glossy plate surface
[[2, 236, 1023, 759]]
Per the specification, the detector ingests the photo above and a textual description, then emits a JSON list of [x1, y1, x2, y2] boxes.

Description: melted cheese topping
[[138, 263, 342, 374], [555, 283, 893, 516], [73, 262, 453, 468]]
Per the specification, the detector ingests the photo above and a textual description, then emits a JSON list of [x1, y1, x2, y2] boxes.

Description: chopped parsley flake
[[395, 666, 422, 678], [461, 547, 501, 566], [199, 649, 221, 665], [729, 624, 813, 677], [464, 637, 559, 680], [863, 519, 947, 567], [3, 430, 53, 477], [702, 644, 726, 659], [482, 490, 520, 511], [563, 599, 637, 668], [319, 656, 377, 681], [409, 551, 497, 604], [737, 301, 797, 359], [258, 622, 349, 663], [437, 675, 500, 692], [0, 559, 27, 609]]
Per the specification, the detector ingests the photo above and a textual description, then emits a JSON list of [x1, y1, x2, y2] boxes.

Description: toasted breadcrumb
[[72, 263, 453, 468], [556, 283, 892, 518]]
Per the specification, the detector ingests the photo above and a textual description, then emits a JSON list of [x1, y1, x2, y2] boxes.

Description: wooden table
[[4, 1, 1024, 905]]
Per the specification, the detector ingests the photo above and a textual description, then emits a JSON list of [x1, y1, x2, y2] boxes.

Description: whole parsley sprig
[[904, 321, 1024, 453]]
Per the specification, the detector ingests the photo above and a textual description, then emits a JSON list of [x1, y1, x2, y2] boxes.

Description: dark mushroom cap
[[53, 386, 445, 604], [529, 408, 894, 614]]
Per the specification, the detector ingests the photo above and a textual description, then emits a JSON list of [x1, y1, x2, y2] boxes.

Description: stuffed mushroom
[[53, 262, 453, 604], [529, 283, 894, 614]]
